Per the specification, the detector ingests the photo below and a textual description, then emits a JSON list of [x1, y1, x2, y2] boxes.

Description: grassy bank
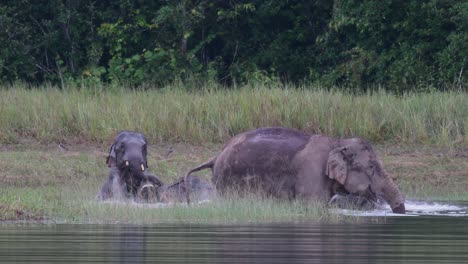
[[0, 143, 337, 224], [0, 83, 467, 146], [0, 84, 467, 223], [0, 143, 467, 223]]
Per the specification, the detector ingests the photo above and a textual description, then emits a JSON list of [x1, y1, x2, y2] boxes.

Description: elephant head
[[106, 131, 149, 180], [326, 138, 405, 214], [97, 130, 165, 201]]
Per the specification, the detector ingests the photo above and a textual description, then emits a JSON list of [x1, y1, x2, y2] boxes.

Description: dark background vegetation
[[0, 0, 466, 90]]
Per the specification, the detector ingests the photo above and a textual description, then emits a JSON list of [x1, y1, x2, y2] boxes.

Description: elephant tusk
[[125, 160, 129, 166], [141, 183, 154, 190], [141, 164, 145, 171]]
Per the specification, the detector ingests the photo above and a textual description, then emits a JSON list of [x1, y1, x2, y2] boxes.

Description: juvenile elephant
[[97, 131, 163, 201], [137, 175, 213, 203], [185, 127, 405, 214]]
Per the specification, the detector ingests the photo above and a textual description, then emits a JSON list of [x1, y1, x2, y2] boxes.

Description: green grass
[[0, 83, 467, 146], [0, 83, 467, 223], [0, 177, 338, 224], [378, 145, 468, 201], [0, 143, 466, 223], [58, 191, 337, 224], [0, 145, 341, 223]]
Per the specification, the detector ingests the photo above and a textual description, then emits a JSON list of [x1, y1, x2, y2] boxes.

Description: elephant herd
[[97, 128, 406, 214]]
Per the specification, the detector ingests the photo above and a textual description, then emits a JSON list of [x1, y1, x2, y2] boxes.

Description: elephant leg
[[110, 170, 127, 200], [294, 169, 331, 202], [97, 179, 112, 200]]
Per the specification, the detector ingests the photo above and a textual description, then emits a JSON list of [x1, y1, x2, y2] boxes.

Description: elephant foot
[[137, 183, 158, 203]]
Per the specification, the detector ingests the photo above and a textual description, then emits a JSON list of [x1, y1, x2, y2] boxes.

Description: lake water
[[1, 201, 467, 263]]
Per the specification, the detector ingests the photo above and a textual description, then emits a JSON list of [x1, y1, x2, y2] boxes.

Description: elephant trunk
[[380, 175, 406, 214]]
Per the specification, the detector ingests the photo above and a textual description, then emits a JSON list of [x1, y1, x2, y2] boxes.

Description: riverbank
[[1, 142, 466, 223], [1, 85, 466, 223], [1, 84, 467, 145]]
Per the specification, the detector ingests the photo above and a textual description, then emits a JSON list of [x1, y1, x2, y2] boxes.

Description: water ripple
[[1, 215, 467, 263]]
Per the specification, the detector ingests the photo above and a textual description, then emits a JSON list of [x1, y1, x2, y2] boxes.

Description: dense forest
[[0, 0, 466, 90]]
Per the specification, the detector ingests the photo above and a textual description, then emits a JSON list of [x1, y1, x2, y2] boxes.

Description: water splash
[[334, 200, 468, 217], [405, 200, 468, 216], [99, 199, 211, 208]]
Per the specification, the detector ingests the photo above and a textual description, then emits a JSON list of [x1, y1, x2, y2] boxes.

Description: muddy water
[[1, 202, 467, 263]]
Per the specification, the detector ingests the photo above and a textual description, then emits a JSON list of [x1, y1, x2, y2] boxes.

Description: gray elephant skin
[[138, 175, 213, 203], [185, 127, 405, 214], [97, 131, 164, 200]]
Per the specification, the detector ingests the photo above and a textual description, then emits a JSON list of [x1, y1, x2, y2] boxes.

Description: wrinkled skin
[[97, 131, 163, 201], [185, 127, 405, 214], [137, 175, 213, 203]]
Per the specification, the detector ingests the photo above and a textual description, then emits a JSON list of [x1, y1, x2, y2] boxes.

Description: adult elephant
[[185, 127, 405, 214], [97, 131, 163, 200]]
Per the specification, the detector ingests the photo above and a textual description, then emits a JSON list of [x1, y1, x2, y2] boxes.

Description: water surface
[[337, 200, 468, 217], [1, 212, 467, 263]]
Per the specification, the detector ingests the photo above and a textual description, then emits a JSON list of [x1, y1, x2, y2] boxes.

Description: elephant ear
[[326, 147, 348, 185], [106, 143, 117, 167]]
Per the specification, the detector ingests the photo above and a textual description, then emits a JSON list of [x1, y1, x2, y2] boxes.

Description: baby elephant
[[137, 175, 213, 203], [97, 131, 163, 201]]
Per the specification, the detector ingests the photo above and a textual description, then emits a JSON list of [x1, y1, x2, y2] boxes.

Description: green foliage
[[0, 0, 466, 90], [321, 0, 467, 90]]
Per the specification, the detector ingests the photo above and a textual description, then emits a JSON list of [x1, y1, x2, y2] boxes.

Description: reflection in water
[[113, 225, 146, 263], [1, 216, 467, 263]]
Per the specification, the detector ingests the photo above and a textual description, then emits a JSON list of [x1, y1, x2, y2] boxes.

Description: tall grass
[[2, 140, 467, 223], [0, 182, 339, 224], [0, 83, 466, 145], [61, 185, 339, 224]]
